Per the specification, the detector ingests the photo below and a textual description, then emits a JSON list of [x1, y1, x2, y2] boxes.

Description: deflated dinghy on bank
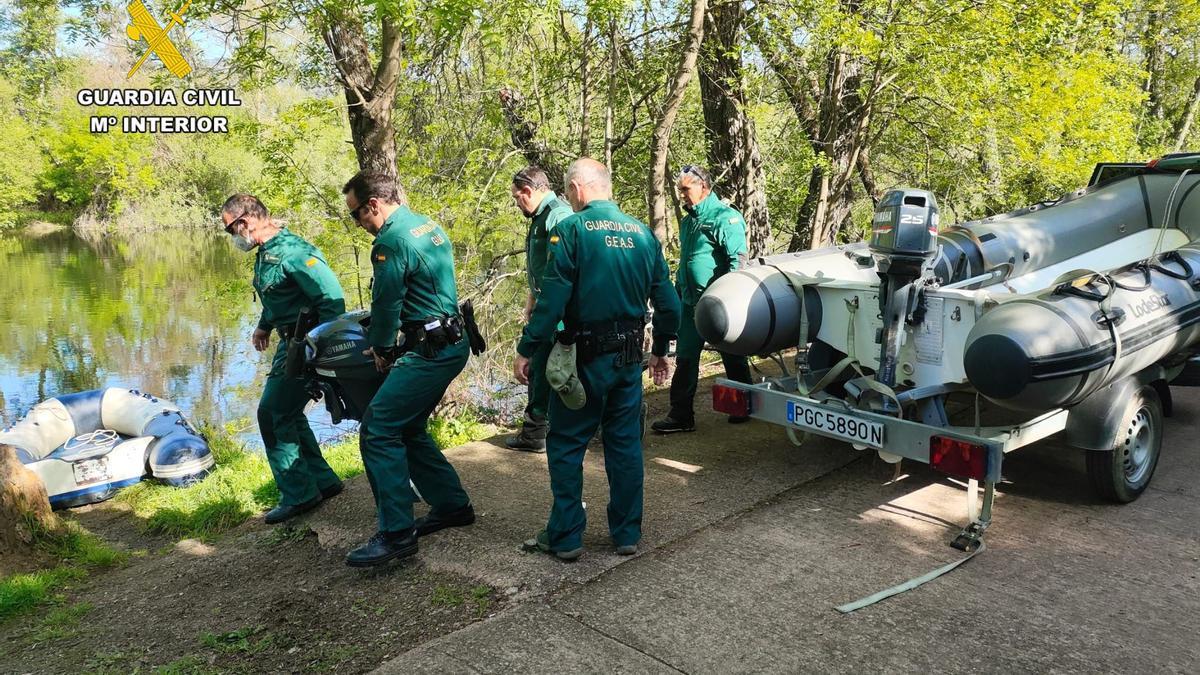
[[0, 388, 214, 509]]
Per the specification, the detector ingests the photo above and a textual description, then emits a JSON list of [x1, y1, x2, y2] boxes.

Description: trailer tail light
[[929, 435, 988, 481], [712, 384, 751, 417]]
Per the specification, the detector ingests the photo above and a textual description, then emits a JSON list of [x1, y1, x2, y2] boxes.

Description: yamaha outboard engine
[[869, 189, 940, 391], [304, 310, 386, 423]]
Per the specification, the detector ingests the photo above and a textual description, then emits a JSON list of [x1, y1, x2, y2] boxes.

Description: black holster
[[460, 300, 487, 356], [283, 307, 319, 378]]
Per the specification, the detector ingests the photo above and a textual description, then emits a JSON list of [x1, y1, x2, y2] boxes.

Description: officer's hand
[[252, 328, 271, 352], [513, 355, 531, 385], [522, 293, 535, 324], [649, 354, 672, 386], [364, 347, 390, 373]]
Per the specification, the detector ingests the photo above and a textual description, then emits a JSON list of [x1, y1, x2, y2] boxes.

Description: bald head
[[564, 157, 612, 211]]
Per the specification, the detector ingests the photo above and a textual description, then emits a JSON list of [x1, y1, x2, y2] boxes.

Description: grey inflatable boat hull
[[696, 170, 1200, 357]]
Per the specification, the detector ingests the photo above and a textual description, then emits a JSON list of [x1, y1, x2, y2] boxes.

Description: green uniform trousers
[[669, 302, 752, 422], [360, 339, 471, 533], [258, 343, 342, 506], [544, 352, 645, 551], [526, 339, 553, 422]]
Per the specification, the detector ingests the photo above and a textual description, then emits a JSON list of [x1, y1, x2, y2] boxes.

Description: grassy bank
[[0, 521, 125, 621], [116, 413, 491, 541]]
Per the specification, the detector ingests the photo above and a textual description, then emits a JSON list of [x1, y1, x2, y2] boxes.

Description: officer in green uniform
[[220, 194, 347, 524], [651, 165, 753, 434], [506, 166, 575, 452], [341, 172, 476, 567], [513, 158, 680, 560]]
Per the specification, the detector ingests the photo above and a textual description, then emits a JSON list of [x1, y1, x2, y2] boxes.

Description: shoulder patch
[[374, 253, 387, 262], [730, 217, 739, 224], [549, 235, 560, 244], [305, 257, 318, 267]]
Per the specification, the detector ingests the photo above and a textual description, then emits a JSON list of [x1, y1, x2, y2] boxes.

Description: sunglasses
[[349, 198, 374, 222], [223, 211, 249, 234]]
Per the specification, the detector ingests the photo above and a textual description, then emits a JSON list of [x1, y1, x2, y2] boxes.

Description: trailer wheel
[[1086, 384, 1162, 503]]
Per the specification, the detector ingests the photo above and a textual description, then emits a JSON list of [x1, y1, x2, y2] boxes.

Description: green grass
[[199, 625, 276, 654], [115, 423, 363, 540], [0, 520, 125, 621], [29, 601, 93, 642], [113, 411, 491, 542], [431, 583, 493, 617]]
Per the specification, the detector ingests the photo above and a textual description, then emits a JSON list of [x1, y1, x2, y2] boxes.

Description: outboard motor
[[869, 189, 940, 391], [304, 310, 386, 423]]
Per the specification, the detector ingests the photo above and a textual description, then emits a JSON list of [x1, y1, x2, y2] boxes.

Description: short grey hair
[[221, 194, 269, 220]]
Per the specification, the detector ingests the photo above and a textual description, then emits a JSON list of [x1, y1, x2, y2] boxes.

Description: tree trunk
[[1173, 74, 1200, 152], [648, 0, 708, 243], [579, 18, 593, 156], [319, 9, 403, 188], [604, 16, 619, 168], [1143, 10, 1165, 123], [698, 2, 771, 257], [1, 444, 59, 559]]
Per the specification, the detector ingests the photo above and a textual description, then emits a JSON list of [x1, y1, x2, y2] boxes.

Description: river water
[[0, 226, 357, 444]]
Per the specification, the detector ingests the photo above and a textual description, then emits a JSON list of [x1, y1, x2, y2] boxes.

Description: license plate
[[73, 457, 111, 486], [787, 401, 885, 449]]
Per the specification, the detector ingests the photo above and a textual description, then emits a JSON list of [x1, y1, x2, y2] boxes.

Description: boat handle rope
[[1148, 250, 1194, 280], [1152, 168, 1194, 258], [64, 429, 120, 451], [1053, 269, 1124, 384]]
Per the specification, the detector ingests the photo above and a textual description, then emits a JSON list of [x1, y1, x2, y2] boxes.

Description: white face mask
[[230, 230, 256, 252]]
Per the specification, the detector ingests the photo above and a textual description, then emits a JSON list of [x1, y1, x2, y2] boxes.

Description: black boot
[[414, 503, 476, 537], [651, 416, 696, 434], [264, 495, 322, 524], [345, 529, 418, 567], [506, 412, 548, 453]]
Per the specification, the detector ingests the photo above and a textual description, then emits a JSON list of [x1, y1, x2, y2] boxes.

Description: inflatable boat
[[0, 388, 214, 509], [700, 153, 1200, 547]]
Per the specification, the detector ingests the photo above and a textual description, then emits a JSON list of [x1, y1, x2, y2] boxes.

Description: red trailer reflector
[[712, 384, 751, 417], [929, 435, 988, 481]]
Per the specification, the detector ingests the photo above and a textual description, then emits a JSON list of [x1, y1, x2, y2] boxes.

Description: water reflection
[[0, 226, 355, 444]]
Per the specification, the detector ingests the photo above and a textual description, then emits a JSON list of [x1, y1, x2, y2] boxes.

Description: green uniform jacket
[[253, 228, 346, 331], [368, 205, 461, 349], [526, 192, 574, 296], [676, 192, 749, 305], [517, 199, 681, 359]]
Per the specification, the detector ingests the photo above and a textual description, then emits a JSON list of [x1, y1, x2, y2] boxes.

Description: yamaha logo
[[326, 341, 354, 355]]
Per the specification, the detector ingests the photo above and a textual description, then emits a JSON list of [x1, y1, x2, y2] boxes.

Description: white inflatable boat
[[0, 388, 214, 509], [699, 153, 1200, 549]]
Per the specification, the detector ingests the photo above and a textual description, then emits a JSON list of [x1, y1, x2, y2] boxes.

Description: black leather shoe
[[345, 529, 418, 567], [264, 495, 322, 525], [727, 415, 751, 424], [505, 434, 546, 453], [414, 503, 476, 537], [320, 482, 345, 500], [651, 416, 696, 434]]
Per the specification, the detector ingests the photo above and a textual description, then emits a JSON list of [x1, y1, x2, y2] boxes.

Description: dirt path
[[3, 363, 860, 673]]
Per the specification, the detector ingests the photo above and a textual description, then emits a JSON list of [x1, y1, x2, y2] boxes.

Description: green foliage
[[0, 77, 44, 218], [115, 423, 364, 540], [428, 409, 490, 448]]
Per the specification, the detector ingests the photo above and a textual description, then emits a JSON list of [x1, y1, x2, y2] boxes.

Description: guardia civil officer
[[506, 166, 575, 452], [651, 165, 753, 433], [342, 172, 476, 567], [220, 194, 347, 524], [513, 158, 680, 560]]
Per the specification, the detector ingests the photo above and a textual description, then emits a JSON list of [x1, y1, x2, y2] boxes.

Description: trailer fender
[[1063, 366, 1171, 451]]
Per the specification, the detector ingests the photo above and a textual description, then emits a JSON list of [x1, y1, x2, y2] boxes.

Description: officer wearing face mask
[[220, 194, 347, 524]]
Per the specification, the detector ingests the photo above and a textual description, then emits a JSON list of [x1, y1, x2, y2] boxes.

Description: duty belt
[[386, 314, 464, 359], [558, 317, 646, 365]]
